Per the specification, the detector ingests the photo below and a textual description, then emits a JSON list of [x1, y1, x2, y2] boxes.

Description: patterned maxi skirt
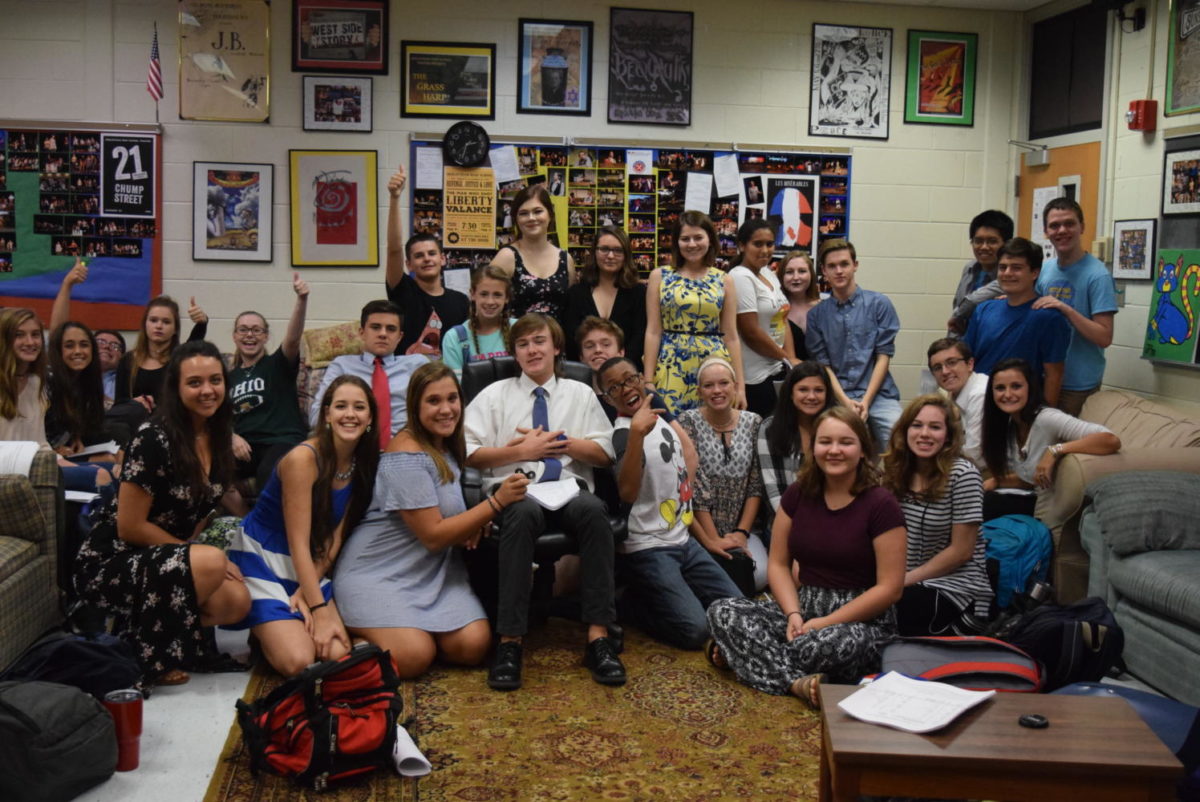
[[706, 585, 896, 694]]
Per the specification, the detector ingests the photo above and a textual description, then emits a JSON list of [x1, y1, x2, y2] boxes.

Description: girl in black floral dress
[[491, 184, 575, 319], [75, 341, 250, 684]]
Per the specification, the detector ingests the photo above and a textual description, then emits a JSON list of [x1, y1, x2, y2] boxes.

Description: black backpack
[[1, 630, 143, 698], [0, 680, 118, 802], [1000, 596, 1125, 691]]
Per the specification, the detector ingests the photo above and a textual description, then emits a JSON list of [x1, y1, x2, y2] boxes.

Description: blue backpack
[[982, 514, 1052, 609]]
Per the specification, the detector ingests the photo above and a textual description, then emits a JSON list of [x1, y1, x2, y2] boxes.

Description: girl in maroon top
[[705, 406, 906, 708]]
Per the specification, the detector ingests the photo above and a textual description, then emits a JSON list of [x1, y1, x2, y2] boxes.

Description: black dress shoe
[[584, 637, 627, 686], [488, 641, 523, 690], [607, 624, 625, 654]]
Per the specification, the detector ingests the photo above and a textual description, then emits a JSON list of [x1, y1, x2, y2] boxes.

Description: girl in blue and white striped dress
[[225, 375, 378, 677], [881, 394, 992, 636]]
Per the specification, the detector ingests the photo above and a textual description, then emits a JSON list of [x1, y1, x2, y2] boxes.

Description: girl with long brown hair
[[881, 394, 991, 635], [491, 184, 575, 319], [114, 294, 209, 410], [563, 225, 646, 367], [224, 375, 380, 676], [441, 263, 515, 377]]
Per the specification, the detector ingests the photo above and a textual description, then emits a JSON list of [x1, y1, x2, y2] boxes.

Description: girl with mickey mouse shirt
[[600, 356, 742, 651]]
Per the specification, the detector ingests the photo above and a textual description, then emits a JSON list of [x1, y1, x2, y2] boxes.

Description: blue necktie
[[532, 386, 562, 482]]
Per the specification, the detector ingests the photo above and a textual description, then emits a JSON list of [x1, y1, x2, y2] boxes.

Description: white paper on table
[[489, 145, 521, 185], [65, 490, 100, 503], [626, 149, 654, 176], [837, 671, 995, 734], [713, 154, 741, 197], [684, 172, 713, 212], [414, 147, 444, 189], [525, 478, 580, 510], [443, 267, 470, 295], [392, 723, 432, 777]]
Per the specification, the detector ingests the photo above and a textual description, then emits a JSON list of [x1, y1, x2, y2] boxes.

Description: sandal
[[790, 673, 826, 710], [703, 638, 728, 671], [155, 669, 191, 686]]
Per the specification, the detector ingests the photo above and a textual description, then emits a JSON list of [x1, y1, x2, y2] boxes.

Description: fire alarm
[[1126, 99, 1157, 131]]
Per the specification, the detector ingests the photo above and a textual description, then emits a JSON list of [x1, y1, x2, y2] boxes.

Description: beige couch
[[1036, 389, 1200, 603], [0, 450, 63, 670]]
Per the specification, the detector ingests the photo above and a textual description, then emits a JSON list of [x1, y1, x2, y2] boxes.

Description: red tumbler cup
[[102, 689, 143, 771]]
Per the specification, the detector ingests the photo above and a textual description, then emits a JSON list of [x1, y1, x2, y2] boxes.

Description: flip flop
[[790, 672, 826, 710], [703, 638, 728, 671], [155, 669, 190, 686]]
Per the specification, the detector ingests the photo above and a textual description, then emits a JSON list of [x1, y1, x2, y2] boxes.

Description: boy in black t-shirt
[[384, 165, 469, 356], [229, 273, 310, 491]]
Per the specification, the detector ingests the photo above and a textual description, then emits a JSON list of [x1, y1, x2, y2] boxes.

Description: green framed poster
[[1167, 1, 1200, 116], [1143, 249, 1200, 365], [903, 30, 977, 126]]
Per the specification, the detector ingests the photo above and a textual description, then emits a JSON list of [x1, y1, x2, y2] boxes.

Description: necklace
[[334, 459, 355, 481]]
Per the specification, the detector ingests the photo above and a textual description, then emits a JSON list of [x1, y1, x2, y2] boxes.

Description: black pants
[[237, 440, 298, 491], [745, 366, 786, 418], [495, 491, 616, 637]]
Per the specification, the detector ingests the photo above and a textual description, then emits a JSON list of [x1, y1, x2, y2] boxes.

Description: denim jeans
[[618, 538, 743, 650], [854, 395, 902, 451]]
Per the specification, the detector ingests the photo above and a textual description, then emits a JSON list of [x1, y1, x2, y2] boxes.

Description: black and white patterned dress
[[678, 409, 764, 535], [74, 422, 225, 679]]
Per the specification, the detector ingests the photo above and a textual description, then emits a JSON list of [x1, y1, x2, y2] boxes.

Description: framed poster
[[100, 133, 155, 218], [288, 150, 378, 266], [1167, 0, 1200, 116], [292, 0, 387, 75], [517, 19, 593, 115], [1112, 218, 1156, 280], [765, 175, 819, 263], [303, 75, 372, 132], [904, 30, 976, 126], [810, 23, 892, 140], [1143, 249, 1200, 364], [608, 8, 693, 126], [400, 41, 496, 119], [1163, 148, 1200, 215], [179, 0, 270, 122], [193, 162, 273, 262]]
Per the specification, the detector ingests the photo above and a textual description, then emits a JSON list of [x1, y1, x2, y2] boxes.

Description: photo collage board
[[0, 126, 161, 329], [410, 141, 851, 291]]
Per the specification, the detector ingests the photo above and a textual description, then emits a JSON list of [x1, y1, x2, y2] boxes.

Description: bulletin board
[[408, 140, 852, 288], [0, 120, 162, 330]]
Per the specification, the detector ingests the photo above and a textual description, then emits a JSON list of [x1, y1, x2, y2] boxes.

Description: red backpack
[[877, 635, 1044, 692], [236, 644, 403, 790]]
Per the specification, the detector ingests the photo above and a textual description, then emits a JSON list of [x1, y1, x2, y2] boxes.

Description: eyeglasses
[[930, 357, 966, 374], [596, 246, 623, 255], [970, 237, 1003, 247], [603, 374, 643, 400], [235, 326, 267, 336], [95, 339, 123, 351]]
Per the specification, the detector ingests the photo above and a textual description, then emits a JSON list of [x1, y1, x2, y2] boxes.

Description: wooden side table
[[818, 684, 1182, 802]]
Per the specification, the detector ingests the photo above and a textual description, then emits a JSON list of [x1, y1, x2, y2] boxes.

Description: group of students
[[0, 177, 1124, 710]]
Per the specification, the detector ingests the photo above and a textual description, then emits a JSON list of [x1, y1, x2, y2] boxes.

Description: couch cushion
[[1108, 549, 1200, 631], [0, 480, 47, 544], [1087, 471, 1200, 556], [301, 321, 361, 369], [1082, 390, 1200, 447], [0, 536, 37, 585]]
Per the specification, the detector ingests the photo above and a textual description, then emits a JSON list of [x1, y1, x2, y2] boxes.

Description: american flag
[[147, 24, 163, 101]]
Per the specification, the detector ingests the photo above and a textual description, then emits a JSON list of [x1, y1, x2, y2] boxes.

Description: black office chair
[[460, 356, 627, 628]]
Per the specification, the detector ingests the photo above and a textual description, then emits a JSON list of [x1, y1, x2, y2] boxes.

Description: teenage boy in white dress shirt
[[464, 313, 626, 691], [926, 337, 987, 469]]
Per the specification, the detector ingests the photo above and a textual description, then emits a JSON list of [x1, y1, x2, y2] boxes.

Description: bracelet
[[732, 527, 750, 537], [1048, 443, 1064, 458], [787, 611, 803, 618], [487, 495, 503, 514], [309, 600, 329, 612]]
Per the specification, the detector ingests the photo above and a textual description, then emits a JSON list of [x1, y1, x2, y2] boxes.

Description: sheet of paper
[[443, 267, 470, 295], [1031, 186, 1057, 243], [525, 478, 581, 511], [713, 154, 741, 197], [626, 149, 654, 176], [837, 671, 995, 734], [489, 145, 521, 185], [414, 146, 444, 189], [65, 490, 100, 503], [685, 172, 713, 213], [70, 440, 119, 458]]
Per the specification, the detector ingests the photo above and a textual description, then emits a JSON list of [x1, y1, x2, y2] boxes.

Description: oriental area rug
[[203, 619, 822, 802]]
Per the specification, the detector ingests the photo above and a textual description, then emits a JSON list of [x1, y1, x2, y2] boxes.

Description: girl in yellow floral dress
[[644, 211, 746, 414]]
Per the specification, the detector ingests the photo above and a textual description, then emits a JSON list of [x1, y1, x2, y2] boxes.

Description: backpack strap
[[450, 323, 470, 365]]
